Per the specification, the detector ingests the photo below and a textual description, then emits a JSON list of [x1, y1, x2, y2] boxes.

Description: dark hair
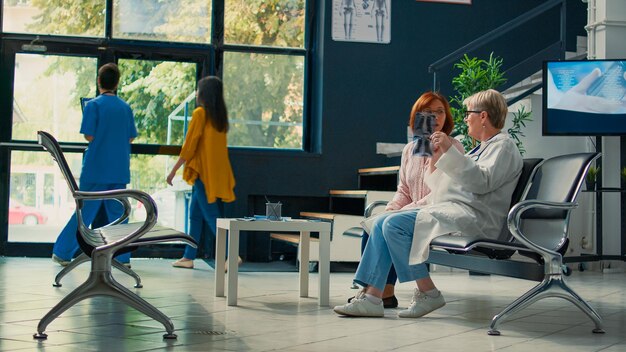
[[98, 63, 120, 91], [409, 91, 454, 135], [196, 76, 229, 133]]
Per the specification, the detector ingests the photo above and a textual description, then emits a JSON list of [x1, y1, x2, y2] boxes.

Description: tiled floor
[[1, 257, 625, 351]]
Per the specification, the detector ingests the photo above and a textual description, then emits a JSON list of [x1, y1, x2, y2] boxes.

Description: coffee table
[[214, 218, 331, 306]]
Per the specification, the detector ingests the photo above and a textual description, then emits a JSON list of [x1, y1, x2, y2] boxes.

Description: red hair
[[408, 91, 454, 135]]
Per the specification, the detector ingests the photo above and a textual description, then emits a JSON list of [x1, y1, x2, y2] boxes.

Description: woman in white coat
[[334, 89, 523, 318]]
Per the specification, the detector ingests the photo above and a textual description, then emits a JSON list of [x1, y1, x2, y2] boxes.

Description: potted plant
[[449, 53, 532, 155], [586, 166, 600, 191]]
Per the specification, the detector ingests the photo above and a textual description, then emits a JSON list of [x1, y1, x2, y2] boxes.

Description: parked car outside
[[8, 199, 48, 225]]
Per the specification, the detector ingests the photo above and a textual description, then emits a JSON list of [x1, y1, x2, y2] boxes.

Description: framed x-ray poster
[[332, 0, 391, 44]]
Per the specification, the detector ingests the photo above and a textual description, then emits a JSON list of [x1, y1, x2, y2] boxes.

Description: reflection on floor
[[1, 257, 625, 351]]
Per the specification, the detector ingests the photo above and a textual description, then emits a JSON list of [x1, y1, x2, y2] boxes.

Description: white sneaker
[[398, 289, 445, 318], [333, 296, 384, 317], [347, 287, 367, 303]]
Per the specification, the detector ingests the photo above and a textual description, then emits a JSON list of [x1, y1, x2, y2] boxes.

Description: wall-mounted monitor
[[542, 59, 626, 136]]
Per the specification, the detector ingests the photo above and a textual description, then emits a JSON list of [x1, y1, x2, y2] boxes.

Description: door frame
[[0, 36, 212, 258]]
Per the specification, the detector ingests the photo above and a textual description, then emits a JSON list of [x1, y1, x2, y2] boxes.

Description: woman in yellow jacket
[[167, 76, 236, 269]]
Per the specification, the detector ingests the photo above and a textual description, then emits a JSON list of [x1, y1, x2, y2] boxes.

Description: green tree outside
[[22, 0, 306, 149]]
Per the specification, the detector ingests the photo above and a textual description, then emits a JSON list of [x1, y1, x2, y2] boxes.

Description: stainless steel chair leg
[[36, 274, 99, 337], [551, 276, 605, 334], [54, 254, 143, 288], [53, 253, 90, 287], [112, 260, 143, 288], [489, 274, 604, 335], [36, 267, 176, 339], [488, 276, 551, 335], [100, 271, 176, 338]]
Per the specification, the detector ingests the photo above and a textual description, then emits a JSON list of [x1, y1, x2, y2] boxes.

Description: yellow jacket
[[180, 107, 236, 203]]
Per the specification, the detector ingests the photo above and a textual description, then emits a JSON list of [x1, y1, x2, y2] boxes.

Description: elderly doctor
[[334, 89, 523, 318]]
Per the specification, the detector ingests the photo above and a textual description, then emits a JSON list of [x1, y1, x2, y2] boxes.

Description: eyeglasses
[[421, 109, 446, 116], [464, 110, 482, 117]]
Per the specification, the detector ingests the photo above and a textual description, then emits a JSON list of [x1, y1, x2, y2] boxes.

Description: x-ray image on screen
[[543, 59, 626, 136]]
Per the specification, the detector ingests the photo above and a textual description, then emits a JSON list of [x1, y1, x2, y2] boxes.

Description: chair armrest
[[365, 200, 389, 217], [103, 197, 132, 227], [75, 189, 158, 252], [507, 199, 577, 274]]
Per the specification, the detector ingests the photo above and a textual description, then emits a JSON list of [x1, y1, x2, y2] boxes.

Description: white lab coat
[[362, 133, 523, 265]]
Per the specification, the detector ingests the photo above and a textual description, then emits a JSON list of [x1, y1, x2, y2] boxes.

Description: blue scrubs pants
[[354, 210, 430, 291], [183, 178, 224, 260], [52, 183, 130, 263]]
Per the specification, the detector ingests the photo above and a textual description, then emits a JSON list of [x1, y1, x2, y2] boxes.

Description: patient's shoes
[[172, 258, 194, 269], [398, 288, 445, 318], [334, 294, 384, 317], [52, 254, 70, 267], [348, 293, 398, 308]]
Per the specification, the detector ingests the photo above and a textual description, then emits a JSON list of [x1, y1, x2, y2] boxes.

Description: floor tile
[[1, 257, 625, 351]]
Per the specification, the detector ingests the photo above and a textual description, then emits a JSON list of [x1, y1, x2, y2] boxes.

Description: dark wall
[[225, 1, 588, 256]]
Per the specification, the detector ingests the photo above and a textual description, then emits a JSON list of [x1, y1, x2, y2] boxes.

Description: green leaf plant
[[586, 166, 600, 189], [449, 53, 531, 155]]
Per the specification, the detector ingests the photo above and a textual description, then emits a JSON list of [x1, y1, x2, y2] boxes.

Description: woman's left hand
[[431, 132, 452, 153]]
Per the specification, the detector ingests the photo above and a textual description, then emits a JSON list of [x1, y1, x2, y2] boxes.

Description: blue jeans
[[183, 178, 224, 260], [53, 183, 130, 263], [354, 210, 429, 291], [361, 231, 397, 286]]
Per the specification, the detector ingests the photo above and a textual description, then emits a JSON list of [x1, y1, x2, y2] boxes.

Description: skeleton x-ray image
[[331, 0, 391, 44], [412, 112, 436, 157]]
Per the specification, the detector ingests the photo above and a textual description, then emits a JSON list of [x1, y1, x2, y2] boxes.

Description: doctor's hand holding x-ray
[[548, 68, 626, 114], [429, 131, 453, 171]]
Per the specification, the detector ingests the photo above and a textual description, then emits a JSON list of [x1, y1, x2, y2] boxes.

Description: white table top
[[216, 218, 331, 232]]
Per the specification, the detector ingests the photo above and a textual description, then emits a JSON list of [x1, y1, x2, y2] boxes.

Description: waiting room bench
[[367, 154, 604, 336]]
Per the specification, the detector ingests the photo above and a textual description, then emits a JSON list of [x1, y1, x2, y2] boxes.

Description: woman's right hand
[[166, 171, 175, 186]]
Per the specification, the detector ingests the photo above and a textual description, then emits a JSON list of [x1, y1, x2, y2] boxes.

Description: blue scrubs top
[[79, 94, 137, 185]]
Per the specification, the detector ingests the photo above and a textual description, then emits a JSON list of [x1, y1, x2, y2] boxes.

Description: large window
[[224, 52, 304, 148], [114, 0, 212, 43], [224, 0, 305, 48], [0, 0, 310, 254], [8, 150, 80, 243], [2, 0, 105, 37], [12, 53, 97, 142], [3, 0, 308, 149], [118, 59, 198, 145], [223, 0, 307, 149], [8, 152, 186, 243]]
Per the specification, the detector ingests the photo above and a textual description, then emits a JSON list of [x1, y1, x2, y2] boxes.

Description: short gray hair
[[464, 89, 508, 129]]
